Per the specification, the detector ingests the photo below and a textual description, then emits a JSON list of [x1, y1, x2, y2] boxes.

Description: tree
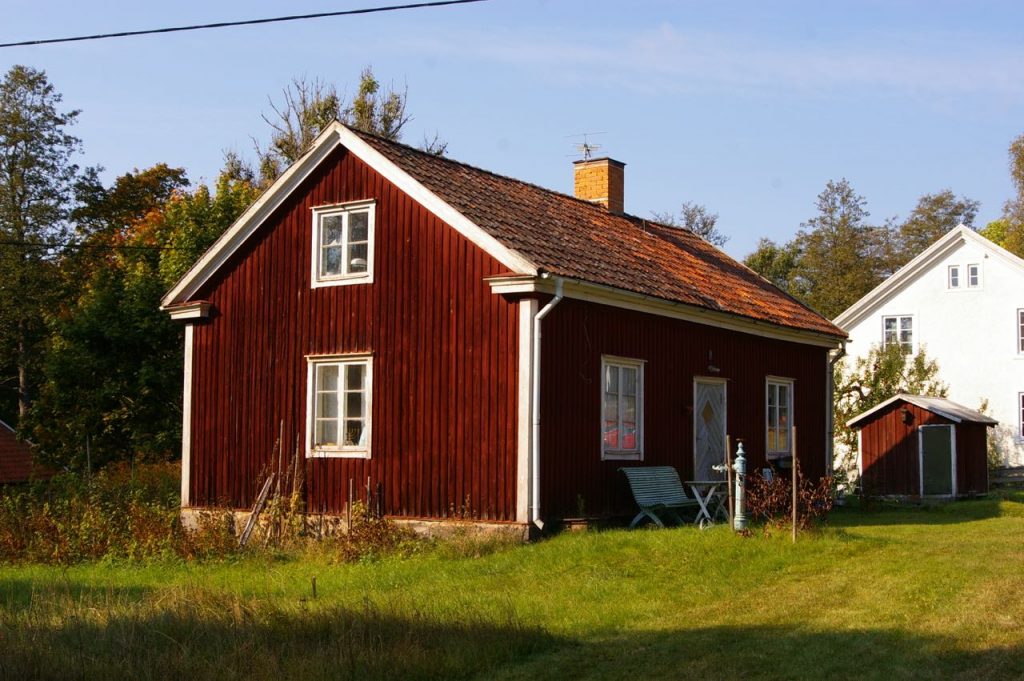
[[891, 190, 978, 266], [788, 179, 888, 319], [995, 133, 1024, 258], [343, 67, 409, 141], [254, 68, 415, 184], [26, 166, 258, 470], [0, 65, 82, 421], [157, 173, 260, 288], [743, 238, 799, 292], [25, 165, 192, 469], [833, 343, 947, 480], [653, 201, 728, 247]]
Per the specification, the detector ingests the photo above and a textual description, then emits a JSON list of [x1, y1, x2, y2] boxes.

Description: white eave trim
[[167, 301, 212, 320], [161, 121, 536, 308], [488, 275, 844, 349], [834, 225, 1024, 330]]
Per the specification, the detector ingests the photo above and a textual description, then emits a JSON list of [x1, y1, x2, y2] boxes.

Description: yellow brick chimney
[[573, 157, 625, 213]]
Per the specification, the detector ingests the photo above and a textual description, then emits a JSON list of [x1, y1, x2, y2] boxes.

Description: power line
[[0, 0, 490, 49]]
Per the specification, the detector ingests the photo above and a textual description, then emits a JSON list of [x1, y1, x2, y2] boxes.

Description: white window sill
[[308, 449, 370, 459], [311, 274, 373, 289], [602, 451, 643, 461]]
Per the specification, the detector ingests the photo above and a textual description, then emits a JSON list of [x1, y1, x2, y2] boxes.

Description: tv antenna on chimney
[[566, 132, 606, 160]]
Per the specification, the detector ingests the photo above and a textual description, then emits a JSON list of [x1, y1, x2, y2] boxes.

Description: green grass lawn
[[3, 494, 1024, 680]]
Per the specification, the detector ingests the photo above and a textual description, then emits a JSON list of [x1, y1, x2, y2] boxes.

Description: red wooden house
[[161, 122, 846, 530], [0, 419, 39, 484]]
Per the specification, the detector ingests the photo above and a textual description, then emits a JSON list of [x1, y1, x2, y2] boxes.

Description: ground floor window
[[766, 378, 793, 458], [307, 354, 372, 457], [601, 355, 644, 460]]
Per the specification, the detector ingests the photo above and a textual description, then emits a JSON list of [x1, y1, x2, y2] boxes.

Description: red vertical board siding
[[538, 298, 830, 519], [187, 147, 519, 521], [858, 402, 989, 496]]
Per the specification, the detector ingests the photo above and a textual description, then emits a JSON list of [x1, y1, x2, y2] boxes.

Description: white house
[[834, 225, 1024, 467]]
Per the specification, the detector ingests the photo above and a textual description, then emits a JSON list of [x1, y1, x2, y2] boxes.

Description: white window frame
[[310, 200, 375, 288], [882, 315, 914, 353], [600, 355, 645, 461], [306, 354, 373, 458], [967, 263, 981, 288], [766, 377, 794, 458], [947, 265, 960, 289]]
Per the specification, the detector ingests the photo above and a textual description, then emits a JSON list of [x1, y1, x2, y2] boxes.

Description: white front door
[[694, 379, 727, 480]]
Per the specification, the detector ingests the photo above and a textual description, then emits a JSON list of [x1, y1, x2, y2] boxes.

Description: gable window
[[307, 355, 372, 458], [766, 378, 793, 457], [883, 315, 913, 353], [967, 263, 980, 288], [311, 200, 374, 287], [948, 265, 960, 288], [601, 356, 644, 460]]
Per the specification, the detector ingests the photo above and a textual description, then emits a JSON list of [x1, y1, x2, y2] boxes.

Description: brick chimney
[[573, 157, 625, 213]]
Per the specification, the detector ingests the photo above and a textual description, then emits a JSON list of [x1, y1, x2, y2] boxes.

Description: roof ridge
[[350, 127, 653, 219]]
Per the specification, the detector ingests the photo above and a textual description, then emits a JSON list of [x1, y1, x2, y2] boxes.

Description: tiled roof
[[354, 130, 845, 339], [0, 420, 37, 484]]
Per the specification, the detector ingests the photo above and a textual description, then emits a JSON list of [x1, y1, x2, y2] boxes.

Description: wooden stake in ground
[[792, 426, 798, 544], [725, 434, 734, 530]]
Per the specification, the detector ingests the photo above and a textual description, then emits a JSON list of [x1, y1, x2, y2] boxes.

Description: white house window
[[948, 265, 960, 288], [967, 263, 980, 288], [307, 355, 372, 457], [311, 200, 374, 287], [601, 356, 644, 460], [883, 315, 913, 353], [1019, 309, 1024, 354], [1019, 392, 1024, 438], [766, 379, 793, 457]]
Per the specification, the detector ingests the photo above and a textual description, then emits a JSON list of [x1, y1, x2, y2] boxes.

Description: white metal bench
[[620, 466, 699, 528]]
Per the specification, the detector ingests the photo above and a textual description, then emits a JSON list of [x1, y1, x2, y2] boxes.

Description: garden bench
[[620, 466, 699, 528]]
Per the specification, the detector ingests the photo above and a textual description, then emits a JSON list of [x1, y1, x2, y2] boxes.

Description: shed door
[[919, 424, 955, 496], [694, 380, 727, 480]]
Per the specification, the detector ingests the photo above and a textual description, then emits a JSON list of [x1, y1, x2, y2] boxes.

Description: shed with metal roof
[[847, 394, 995, 497]]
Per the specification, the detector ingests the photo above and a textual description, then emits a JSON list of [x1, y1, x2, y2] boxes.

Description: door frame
[[693, 377, 728, 480], [918, 423, 957, 497]]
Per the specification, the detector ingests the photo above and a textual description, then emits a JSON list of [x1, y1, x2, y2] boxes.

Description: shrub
[[746, 465, 834, 531]]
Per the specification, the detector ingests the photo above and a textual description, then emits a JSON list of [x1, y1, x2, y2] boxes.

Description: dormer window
[[312, 200, 375, 287], [948, 265, 960, 288]]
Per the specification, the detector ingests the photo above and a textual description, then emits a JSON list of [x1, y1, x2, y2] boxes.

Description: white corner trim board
[[180, 324, 194, 507]]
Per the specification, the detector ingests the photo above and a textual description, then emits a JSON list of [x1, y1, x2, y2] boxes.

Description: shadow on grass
[[829, 495, 1006, 527], [498, 624, 1024, 681], [0, 594, 559, 681], [0, 578, 154, 610], [5, 604, 1022, 681]]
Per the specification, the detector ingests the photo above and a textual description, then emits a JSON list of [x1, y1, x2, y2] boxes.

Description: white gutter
[[826, 340, 847, 475], [530, 275, 564, 529]]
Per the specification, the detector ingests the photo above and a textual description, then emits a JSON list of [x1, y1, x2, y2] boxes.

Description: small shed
[[0, 419, 38, 484], [847, 394, 995, 497]]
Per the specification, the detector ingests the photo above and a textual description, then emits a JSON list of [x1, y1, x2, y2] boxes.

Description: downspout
[[531, 275, 564, 530], [826, 340, 847, 475]]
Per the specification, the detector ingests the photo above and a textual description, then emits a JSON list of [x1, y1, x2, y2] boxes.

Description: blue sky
[[3, 0, 1023, 258]]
